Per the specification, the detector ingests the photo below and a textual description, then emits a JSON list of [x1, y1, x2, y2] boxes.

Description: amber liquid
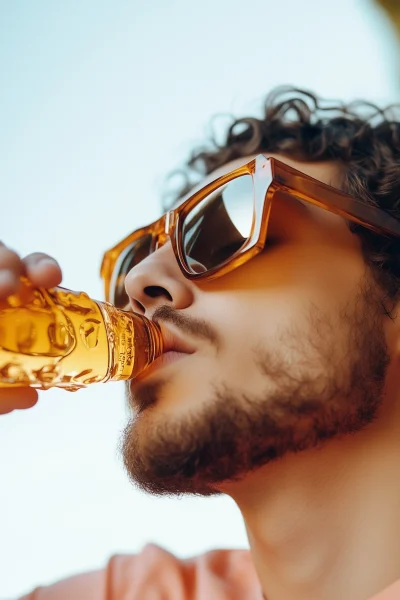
[[0, 278, 163, 391]]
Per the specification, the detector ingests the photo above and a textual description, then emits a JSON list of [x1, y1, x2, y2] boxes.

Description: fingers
[[0, 242, 61, 415], [0, 242, 62, 299], [0, 388, 39, 415], [22, 252, 62, 288], [0, 242, 24, 297]]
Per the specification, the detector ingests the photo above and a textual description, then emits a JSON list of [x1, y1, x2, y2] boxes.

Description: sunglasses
[[100, 154, 400, 309]]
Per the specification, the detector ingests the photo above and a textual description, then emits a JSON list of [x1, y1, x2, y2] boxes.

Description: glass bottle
[[0, 277, 164, 391]]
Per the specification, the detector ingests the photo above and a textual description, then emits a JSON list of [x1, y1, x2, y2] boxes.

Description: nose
[[124, 241, 195, 317]]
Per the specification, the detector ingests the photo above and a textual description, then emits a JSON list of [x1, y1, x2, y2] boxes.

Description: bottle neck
[[143, 317, 164, 364], [97, 301, 164, 381]]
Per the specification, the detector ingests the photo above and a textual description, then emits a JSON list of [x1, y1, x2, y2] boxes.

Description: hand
[[0, 242, 62, 414]]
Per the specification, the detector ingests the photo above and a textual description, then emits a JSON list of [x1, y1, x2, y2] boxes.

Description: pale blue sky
[[0, 0, 399, 597]]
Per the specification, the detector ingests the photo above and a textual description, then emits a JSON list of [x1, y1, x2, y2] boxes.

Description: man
[[2, 86, 400, 600]]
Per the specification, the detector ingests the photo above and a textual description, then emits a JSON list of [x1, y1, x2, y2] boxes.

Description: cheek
[[199, 239, 365, 309], [157, 242, 366, 411], [195, 243, 366, 370]]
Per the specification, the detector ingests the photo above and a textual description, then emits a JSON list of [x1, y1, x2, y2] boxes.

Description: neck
[[221, 374, 400, 600]]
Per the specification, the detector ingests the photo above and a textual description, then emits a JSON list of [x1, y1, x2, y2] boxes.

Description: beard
[[119, 274, 390, 497]]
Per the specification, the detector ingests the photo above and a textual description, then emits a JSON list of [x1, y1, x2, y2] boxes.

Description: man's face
[[120, 154, 391, 496]]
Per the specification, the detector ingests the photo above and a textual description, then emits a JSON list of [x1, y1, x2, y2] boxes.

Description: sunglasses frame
[[100, 154, 400, 306]]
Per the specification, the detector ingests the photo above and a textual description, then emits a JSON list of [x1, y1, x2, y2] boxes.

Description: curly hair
[[168, 86, 400, 317]]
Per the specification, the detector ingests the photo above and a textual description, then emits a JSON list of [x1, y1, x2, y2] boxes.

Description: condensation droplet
[[83, 375, 103, 384], [80, 319, 101, 349], [53, 290, 95, 316], [33, 364, 60, 384], [48, 321, 74, 352], [0, 362, 26, 382], [17, 319, 36, 353], [74, 369, 92, 380]]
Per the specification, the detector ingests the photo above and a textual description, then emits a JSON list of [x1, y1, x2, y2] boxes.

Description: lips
[[158, 324, 197, 356], [130, 323, 196, 388]]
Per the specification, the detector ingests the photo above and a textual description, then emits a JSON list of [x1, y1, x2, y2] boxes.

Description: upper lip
[[158, 323, 197, 355]]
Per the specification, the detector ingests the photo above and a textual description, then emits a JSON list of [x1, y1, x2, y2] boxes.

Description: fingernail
[[36, 258, 58, 269]]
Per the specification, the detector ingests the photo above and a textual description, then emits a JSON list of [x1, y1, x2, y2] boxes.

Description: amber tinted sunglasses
[[100, 154, 400, 308]]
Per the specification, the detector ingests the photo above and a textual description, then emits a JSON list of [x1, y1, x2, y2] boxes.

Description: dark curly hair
[[168, 86, 400, 318]]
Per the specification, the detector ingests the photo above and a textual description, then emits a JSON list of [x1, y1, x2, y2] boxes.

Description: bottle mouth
[[97, 303, 165, 382], [143, 318, 164, 361]]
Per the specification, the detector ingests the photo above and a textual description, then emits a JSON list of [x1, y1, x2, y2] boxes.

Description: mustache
[[151, 304, 220, 349], [127, 305, 220, 414]]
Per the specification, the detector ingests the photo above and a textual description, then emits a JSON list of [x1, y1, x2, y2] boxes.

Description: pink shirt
[[19, 544, 400, 600]]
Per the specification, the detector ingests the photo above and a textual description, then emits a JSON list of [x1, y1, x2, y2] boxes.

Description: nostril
[[144, 285, 173, 302]]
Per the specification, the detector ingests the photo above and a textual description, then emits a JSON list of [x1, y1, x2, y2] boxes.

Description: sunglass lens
[[111, 234, 152, 308], [182, 174, 254, 273]]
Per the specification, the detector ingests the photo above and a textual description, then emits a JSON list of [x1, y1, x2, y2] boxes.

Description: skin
[[2, 153, 400, 599], [0, 246, 62, 414], [121, 153, 400, 600]]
